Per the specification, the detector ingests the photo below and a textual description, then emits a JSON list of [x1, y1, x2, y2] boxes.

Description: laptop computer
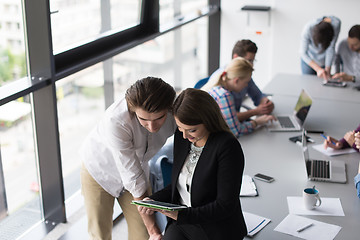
[[301, 130, 346, 183], [267, 89, 312, 132]]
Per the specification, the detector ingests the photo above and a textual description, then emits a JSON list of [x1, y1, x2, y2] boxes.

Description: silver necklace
[[186, 143, 204, 175]]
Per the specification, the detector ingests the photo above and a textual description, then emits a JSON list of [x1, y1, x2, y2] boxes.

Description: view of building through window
[[50, 0, 142, 53], [0, 0, 27, 87]]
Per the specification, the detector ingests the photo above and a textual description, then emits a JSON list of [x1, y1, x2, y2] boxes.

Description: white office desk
[[240, 94, 360, 239], [263, 73, 360, 103]]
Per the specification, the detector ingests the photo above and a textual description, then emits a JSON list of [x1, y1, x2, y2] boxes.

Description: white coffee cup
[[303, 187, 321, 210]]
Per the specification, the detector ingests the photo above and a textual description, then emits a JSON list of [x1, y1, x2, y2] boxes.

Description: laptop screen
[[294, 89, 312, 125], [301, 129, 311, 177]]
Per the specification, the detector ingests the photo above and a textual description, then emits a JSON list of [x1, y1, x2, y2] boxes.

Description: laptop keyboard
[[312, 160, 330, 179], [277, 116, 295, 128]]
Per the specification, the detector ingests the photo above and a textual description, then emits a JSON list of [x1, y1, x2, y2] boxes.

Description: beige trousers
[[81, 164, 149, 240]]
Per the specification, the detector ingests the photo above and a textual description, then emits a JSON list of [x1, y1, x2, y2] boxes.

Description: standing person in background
[[332, 25, 360, 82], [139, 88, 248, 239], [207, 57, 275, 138], [206, 39, 274, 121], [80, 77, 176, 240], [300, 16, 341, 80]]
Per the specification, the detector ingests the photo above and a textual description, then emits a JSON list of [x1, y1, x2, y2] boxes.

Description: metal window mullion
[[0, 148, 8, 220], [208, 0, 221, 75], [23, 0, 66, 224], [173, 0, 181, 88]]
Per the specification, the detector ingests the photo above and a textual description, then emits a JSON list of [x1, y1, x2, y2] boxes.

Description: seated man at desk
[[332, 24, 360, 83], [204, 39, 274, 122]]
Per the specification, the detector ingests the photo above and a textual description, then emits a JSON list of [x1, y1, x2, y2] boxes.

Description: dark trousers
[[163, 222, 208, 240]]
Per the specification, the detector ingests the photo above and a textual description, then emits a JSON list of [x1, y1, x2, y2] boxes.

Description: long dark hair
[[173, 88, 231, 134]]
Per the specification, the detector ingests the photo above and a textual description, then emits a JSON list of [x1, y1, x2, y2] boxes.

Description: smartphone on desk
[[289, 135, 314, 144], [322, 80, 347, 87], [254, 173, 274, 183]]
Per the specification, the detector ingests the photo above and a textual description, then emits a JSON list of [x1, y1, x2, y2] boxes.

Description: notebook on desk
[[267, 89, 312, 132], [301, 130, 346, 183]]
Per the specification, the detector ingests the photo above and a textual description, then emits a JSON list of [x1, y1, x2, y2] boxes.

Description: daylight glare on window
[[50, 0, 142, 53]]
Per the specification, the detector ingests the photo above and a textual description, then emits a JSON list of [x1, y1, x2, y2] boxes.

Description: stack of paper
[[312, 144, 356, 156], [240, 175, 258, 197], [243, 211, 271, 237]]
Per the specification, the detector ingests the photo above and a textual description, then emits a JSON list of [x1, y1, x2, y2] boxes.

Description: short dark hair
[[312, 21, 334, 51], [173, 88, 230, 134], [349, 25, 360, 40], [125, 77, 176, 115], [232, 39, 258, 58]]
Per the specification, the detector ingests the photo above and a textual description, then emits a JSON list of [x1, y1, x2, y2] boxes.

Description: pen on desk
[[320, 133, 336, 145], [297, 223, 313, 232]]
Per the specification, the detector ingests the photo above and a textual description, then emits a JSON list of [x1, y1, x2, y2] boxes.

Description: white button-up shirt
[[80, 96, 176, 198]]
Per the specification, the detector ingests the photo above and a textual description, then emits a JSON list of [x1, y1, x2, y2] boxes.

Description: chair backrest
[[160, 158, 172, 187], [194, 77, 209, 89]]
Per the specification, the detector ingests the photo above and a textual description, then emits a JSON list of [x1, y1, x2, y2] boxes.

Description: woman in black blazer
[[140, 88, 247, 240]]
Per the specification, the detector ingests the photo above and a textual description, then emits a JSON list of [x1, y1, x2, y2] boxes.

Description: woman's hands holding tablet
[[135, 197, 181, 220]]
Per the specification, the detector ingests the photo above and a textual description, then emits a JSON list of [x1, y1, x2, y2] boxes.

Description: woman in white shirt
[[80, 77, 177, 240]]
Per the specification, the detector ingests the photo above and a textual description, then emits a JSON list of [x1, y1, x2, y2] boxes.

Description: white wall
[[220, 0, 360, 89]]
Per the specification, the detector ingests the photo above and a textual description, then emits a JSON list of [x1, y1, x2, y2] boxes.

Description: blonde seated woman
[[204, 57, 276, 138]]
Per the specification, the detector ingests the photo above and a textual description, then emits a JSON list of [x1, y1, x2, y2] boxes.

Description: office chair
[[194, 77, 209, 89], [160, 157, 172, 187], [148, 137, 174, 232]]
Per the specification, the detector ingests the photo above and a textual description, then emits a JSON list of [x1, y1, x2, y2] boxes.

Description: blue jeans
[[301, 59, 317, 75]]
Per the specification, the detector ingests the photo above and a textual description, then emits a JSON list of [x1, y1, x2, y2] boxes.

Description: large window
[[50, 0, 142, 53], [56, 64, 106, 199], [0, 96, 42, 235], [160, 0, 207, 24]]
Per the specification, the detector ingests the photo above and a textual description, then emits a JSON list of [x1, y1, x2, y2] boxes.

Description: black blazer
[[151, 129, 247, 239]]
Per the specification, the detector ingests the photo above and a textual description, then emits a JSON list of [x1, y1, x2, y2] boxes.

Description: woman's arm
[[217, 92, 254, 137]]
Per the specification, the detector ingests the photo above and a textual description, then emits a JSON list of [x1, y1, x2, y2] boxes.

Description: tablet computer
[[131, 200, 187, 211], [322, 80, 347, 87]]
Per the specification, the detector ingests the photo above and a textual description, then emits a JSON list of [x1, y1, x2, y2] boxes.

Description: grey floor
[[43, 207, 128, 240]]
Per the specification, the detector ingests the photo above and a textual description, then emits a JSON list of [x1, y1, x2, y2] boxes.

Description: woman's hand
[[137, 197, 156, 216], [159, 210, 178, 220], [323, 136, 343, 150], [344, 131, 355, 146], [355, 132, 360, 150], [254, 115, 276, 126]]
